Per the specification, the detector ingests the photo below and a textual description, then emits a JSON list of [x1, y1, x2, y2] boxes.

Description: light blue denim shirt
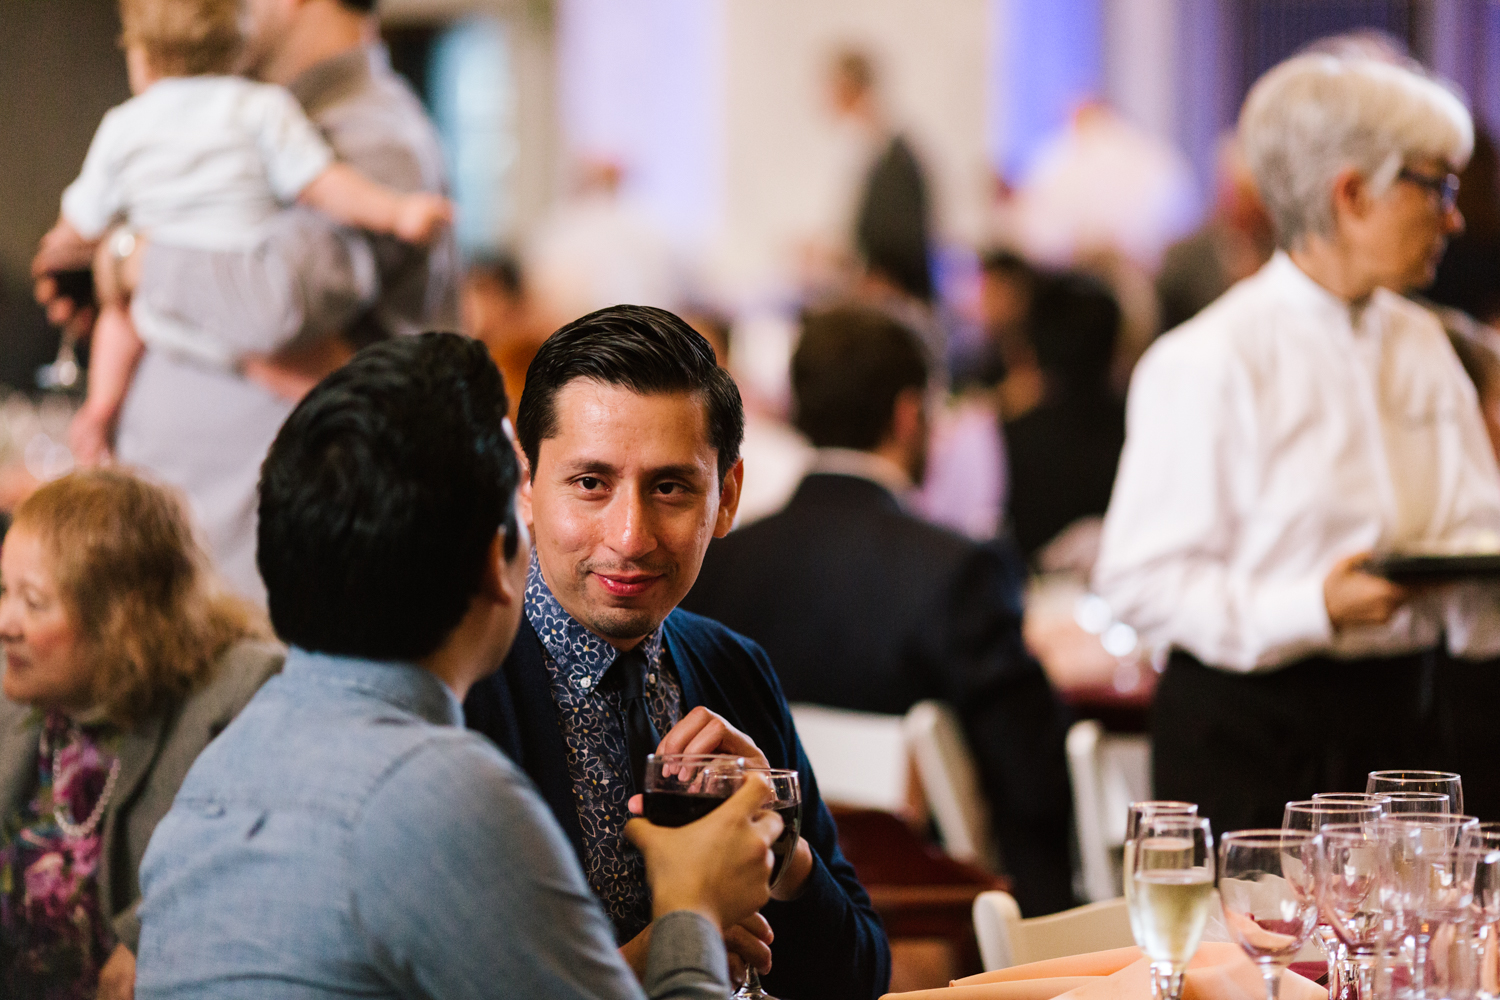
[[134, 648, 728, 1000]]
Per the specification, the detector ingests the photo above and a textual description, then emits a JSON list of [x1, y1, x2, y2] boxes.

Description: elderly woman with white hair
[[1093, 52, 1500, 831]]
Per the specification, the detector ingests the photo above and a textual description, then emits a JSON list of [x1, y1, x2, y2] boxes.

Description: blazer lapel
[[97, 710, 167, 918], [0, 699, 39, 821]]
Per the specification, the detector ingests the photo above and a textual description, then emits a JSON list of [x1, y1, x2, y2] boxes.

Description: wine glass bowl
[[1127, 814, 1216, 1000], [1220, 830, 1323, 1000], [1367, 771, 1463, 816], [642, 754, 746, 827]]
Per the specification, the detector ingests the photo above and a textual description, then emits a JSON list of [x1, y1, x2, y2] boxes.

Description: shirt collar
[[286, 43, 383, 116], [808, 448, 915, 500], [1265, 250, 1386, 337], [524, 554, 665, 689], [280, 647, 463, 727]]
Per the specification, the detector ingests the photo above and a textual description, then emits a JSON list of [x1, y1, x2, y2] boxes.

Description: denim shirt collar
[[523, 554, 665, 692], [281, 647, 463, 727]]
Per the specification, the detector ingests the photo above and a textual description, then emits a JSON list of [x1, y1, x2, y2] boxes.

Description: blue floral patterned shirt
[[525, 556, 684, 939]]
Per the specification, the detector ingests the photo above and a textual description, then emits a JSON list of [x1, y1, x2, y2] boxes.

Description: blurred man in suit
[[683, 307, 1076, 915]]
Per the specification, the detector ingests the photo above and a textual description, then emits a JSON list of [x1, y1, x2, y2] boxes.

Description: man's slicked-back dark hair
[[339, 0, 377, 12], [516, 305, 744, 484], [257, 332, 519, 662], [792, 306, 929, 450]]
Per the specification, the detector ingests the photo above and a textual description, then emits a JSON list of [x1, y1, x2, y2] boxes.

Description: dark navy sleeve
[[668, 614, 892, 1000]]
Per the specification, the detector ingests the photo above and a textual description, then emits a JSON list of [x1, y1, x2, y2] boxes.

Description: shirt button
[[646, 673, 656, 686], [578, 676, 592, 689]]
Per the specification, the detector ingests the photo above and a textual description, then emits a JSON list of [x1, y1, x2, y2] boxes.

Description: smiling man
[[463, 306, 889, 1000]]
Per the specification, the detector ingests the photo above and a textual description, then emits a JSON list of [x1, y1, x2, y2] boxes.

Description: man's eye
[[657, 482, 684, 496], [578, 477, 602, 490]]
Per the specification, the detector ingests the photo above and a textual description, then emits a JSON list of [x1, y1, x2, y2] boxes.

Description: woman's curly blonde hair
[[11, 469, 265, 729]]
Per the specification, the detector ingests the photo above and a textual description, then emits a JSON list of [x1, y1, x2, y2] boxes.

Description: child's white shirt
[[62, 76, 334, 369]]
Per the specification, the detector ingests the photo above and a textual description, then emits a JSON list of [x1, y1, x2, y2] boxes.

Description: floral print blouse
[[0, 712, 119, 1000]]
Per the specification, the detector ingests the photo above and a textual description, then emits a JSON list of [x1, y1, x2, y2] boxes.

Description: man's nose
[[608, 490, 656, 560], [1445, 204, 1466, 236]]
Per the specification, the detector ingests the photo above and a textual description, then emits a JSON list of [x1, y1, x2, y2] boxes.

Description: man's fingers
[[724, 923, 773, 975], [627, 792, 643, 816], [738, 912, 773, 944]]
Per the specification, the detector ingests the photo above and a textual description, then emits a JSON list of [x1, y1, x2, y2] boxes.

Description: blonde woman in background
[[0, 470, 280, 999]]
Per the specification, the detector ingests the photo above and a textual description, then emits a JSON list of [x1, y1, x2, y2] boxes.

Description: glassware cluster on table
[[1124, 770, 1500, 1000], [642, 753, 803, 1000]]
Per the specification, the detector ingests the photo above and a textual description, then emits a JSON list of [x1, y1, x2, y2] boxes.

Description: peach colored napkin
[[881, 943, 1324, 1000]]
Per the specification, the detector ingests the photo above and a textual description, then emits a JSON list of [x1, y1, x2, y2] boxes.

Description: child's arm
[[298, 163, 453, 246]]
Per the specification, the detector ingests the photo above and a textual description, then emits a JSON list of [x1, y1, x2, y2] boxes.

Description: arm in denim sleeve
[[351, 731, 729, 1000]]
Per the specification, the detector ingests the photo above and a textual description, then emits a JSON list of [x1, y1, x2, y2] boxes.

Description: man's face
[[522, 380, 741, 647]]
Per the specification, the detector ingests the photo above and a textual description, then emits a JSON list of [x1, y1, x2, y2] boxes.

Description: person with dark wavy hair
[[134, 332, 784, 999], [465, 306, 890, 1000]]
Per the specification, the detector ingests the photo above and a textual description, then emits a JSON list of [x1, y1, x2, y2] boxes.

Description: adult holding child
[[0, 470, 281, 999], [33, 0, 459, 604]]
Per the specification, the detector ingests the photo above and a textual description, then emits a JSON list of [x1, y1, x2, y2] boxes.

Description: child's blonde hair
[[119, 0, 243, 76]]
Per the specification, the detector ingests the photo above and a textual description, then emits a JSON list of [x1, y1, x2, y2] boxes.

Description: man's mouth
[[593, 572, 664, 598]]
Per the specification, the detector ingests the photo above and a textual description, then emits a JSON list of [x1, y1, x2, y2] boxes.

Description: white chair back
[[789, 703, 909, 811], [1066, 720, 1151, 902], [903, 700, 996, 870], [972, 890, 1133, 970]]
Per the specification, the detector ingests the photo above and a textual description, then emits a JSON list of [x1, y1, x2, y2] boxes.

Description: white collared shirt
[[1094, 252, 1500, 673], [808, 448, 916, 502]]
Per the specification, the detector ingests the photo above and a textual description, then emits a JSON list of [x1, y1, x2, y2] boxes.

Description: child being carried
[[45, 0, 453, 464]]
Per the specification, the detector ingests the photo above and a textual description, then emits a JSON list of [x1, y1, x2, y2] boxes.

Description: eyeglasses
[[1397, 168, 1461, 213]]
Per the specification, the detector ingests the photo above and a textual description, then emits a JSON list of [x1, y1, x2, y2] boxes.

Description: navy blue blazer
[[464, 609, 891, 1000]]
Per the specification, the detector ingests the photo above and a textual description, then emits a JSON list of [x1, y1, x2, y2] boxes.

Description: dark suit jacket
[[682, 473, 1076, 915], [0, 639, 283, 951], [856, 134, 933, 302], [1004, 394, 1126, 562], [464, 608, 890, 1000]]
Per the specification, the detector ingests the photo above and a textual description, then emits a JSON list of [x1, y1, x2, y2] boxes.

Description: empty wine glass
[[1286, 800, 1383, 999], [1368, 771, 1463, 815], [1220, 830, 1322, 1000], [1313, 793, 1393, 812], [1378, 814, 1483, 998], [1319, 824, 1385, 1000], [1128, 815, 1216, 1000], [1385, 793, 1454, 816]]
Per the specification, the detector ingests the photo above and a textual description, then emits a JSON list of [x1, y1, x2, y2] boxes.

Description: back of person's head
[[119, 0, 242, 76], [516, 305, 744, 484], [1028, 272, 1121, 394], [12, 469, 258, 727], [1240, 53, 1473, 248], [466, 253, 525, 301], [792, 307, 929, 450], [258, 332, 519, 662]]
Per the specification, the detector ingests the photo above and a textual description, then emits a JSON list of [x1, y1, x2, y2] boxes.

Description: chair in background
[[972, 890, 1134, 971], [787, 703, 914, 814], [903, 700, 998, 872], [1066, 719, 1151, 902]]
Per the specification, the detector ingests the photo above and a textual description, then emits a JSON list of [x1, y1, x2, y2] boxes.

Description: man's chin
[[580, 606, 668, 645]]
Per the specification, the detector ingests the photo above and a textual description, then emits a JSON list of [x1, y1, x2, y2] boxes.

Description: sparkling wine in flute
[[1134, 869, 1216, 963]]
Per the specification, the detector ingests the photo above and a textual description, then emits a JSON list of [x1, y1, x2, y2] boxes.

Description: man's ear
[[517, 454, 534, 528], [890, 387, 926, 451], [479, 526, 525, 608], [713, 458, 744, 538], [1331, 166, 1372, 227]]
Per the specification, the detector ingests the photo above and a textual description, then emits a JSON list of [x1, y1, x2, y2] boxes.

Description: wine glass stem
[[1352, 952, 1376, 1000], [1263, 964, 1284, 1000], [736, 968, 767, 999], [1150, 961, 1186, 1000]]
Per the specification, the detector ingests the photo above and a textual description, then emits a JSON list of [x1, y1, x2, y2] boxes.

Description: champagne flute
[[732, 768, 801, 1000], [1220, 830, 1322, 1000], [1285, 801, 1383, 999], [1125, 802, 1200, 931], [1127, 815, 1216, 1000], [1367, 771, 1463, 815], [1318, 824, 1385, 1000]]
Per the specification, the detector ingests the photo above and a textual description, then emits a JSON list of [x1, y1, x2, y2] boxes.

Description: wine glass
[[1385, 793, 1454, 816], [733, 768, 801, 1000], [1318, 823, 1385, 1000], [1378, 816, 1485, 999], [1220, 829, 1322, 1000], [1127, 815, 1216, 1000], [642, 753, 747, 827], [1285, 801, 1383, 998], [1367, 771, 1463, 815], [1313, 793, 1393, 811], [1125, 802, 1199, 926]]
